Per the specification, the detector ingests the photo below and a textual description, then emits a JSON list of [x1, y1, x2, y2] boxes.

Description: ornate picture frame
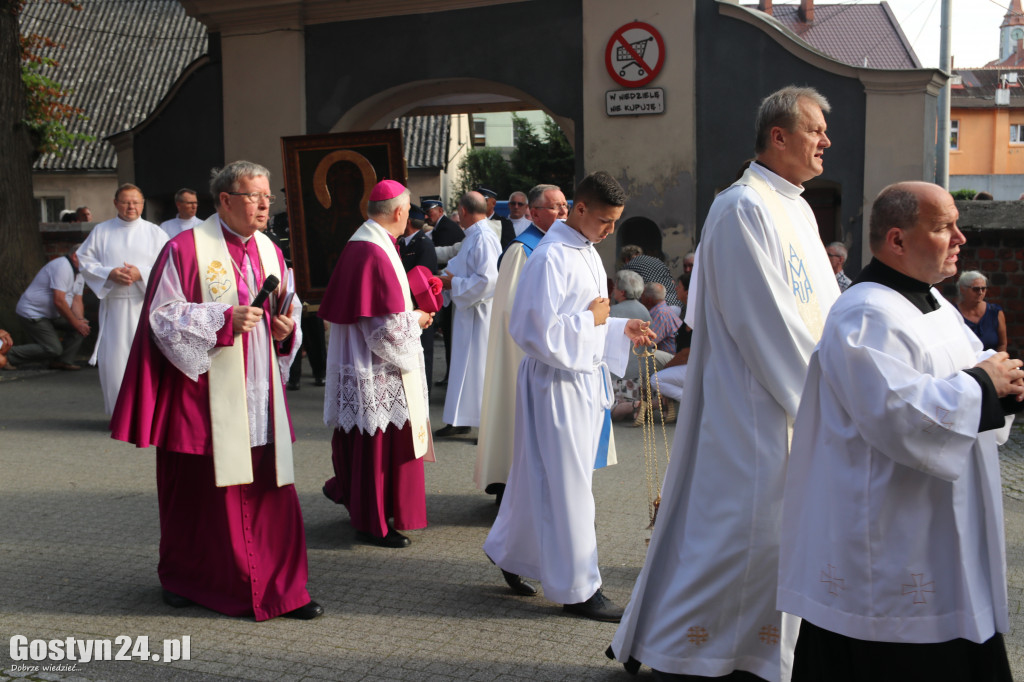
[[281, 129, 407, 303]]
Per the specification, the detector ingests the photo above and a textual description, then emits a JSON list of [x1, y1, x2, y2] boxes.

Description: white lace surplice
[[323, 312, 426, 435], [149, 249, 302, 448]]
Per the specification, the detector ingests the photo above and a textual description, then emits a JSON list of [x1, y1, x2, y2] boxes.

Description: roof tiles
[[745, 2, 921, 70], [20, 0, 207, 172], [388, 115, 451, 170]]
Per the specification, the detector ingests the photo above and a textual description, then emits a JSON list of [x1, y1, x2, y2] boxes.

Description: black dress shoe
[[484, 482, 506, 507], [605, 646, 641, 674], [501, 569, 538, 596], [282, 600, 324, 620], [161, 589, 194, 609], [286, 383, 300, 391], [433, 424, 470, 438], [313, 377, 325, 387], [563, 588, 623, 622], [355, 528, 411, 548]]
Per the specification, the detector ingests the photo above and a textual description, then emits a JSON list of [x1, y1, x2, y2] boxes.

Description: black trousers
[[437, 303, 454, 381], [288, 313, 326, 386], [791, 619, 1012, 682]]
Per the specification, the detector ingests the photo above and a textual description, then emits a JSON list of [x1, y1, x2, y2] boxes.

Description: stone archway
[[617, 216, 664, 262], [330, 77, 575, 151], [330, 77, 578, 208]]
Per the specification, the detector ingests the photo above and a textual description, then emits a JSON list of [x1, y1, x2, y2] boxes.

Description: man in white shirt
[[6, 248, 90, 370], [610, 85, 840, 681], [434, 192, 501, 438], [159, 188, 203, 238], [778, 181, 1023, 681], [77, 183, 168, 413]]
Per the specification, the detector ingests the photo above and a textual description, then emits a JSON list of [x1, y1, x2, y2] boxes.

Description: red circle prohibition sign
[[605, 21, 665, 88]]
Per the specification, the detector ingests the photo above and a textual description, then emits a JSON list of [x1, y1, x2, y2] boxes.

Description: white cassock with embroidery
[[778, 282, 1010, 646], [611, 162, 838, 682]]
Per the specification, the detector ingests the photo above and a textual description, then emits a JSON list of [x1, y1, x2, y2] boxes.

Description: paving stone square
[[2, 346, 1023, 680]]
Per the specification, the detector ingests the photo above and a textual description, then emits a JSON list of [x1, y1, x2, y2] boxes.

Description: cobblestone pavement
[[2, 353, 1024, 681]]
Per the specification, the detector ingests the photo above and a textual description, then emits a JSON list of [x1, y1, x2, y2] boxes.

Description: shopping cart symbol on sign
[[616, 37, 653, 77]]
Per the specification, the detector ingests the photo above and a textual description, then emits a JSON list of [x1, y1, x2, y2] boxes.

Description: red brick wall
[[39, 222, 93, 260], [939, 221, 1024, 359]]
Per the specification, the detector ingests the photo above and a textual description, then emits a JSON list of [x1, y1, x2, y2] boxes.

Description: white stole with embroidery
[[349, 220, 431, 458], [193, 216, 294, 487], [735, 167, 824, 341]]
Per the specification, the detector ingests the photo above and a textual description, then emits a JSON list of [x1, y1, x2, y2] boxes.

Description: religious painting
[[281, 129, 407, 302]]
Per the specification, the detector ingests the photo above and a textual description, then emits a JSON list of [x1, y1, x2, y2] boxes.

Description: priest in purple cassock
[[320, 180, 436, 549], [111, 160, 322, 621]]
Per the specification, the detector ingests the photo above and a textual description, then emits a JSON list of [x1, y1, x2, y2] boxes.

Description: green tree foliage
[[454, 147, 511, 204], [540, 117, 575, 198], [509, 114, 575, 197], [20, 4, 92, 156], [0, 0, 86, 332], [454, 113, 575, 206], [951, 188, 977, 201]]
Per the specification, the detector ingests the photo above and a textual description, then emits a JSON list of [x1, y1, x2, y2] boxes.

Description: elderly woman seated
[[609, 270, 652, 423], [957, 270, 1007, 352]]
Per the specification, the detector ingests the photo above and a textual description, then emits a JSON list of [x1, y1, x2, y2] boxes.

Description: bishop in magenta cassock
[[320, 180, 436, 549], [111, 161, 322, 621]]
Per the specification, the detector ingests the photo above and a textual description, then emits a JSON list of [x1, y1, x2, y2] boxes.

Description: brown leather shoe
[[49, 361, 81, 371]]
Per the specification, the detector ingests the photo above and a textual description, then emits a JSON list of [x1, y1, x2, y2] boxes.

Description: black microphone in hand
[[250, 274, 280, 309]]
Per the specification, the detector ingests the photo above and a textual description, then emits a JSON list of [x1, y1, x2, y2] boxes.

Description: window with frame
[[34, 196, 66, 223], [472, 118, 486, 147], [1011, 123, 1024, 144], [950, 119, 959, 150]]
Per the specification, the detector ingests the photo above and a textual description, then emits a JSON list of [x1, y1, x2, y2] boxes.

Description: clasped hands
[[976, 352, 1024, 401], [107, 262, 141, 286]]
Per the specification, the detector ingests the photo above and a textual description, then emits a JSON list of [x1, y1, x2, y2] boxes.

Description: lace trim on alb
[[150, 302, 231, 381]]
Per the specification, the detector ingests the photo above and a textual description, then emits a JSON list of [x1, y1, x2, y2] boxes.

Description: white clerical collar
[[219, 218, 252, 243], [548, 220, 591, 249], [750, 161, 804, 199], [365, 218, 396, 241]]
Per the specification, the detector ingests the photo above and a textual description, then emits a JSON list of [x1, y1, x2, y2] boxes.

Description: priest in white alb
[[778, 181, 1023, 682], [434, 191, 501, 438], [159, 188, 203, 238], [483, 171, 654, 621], [77, 183, 168, 414], [474, 183, 567, 507], [609, 86, 840, 681], [320, 179, 436, 549]]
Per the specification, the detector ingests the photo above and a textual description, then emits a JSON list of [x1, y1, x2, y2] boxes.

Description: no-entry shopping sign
[[605, 21, 665, 88]]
